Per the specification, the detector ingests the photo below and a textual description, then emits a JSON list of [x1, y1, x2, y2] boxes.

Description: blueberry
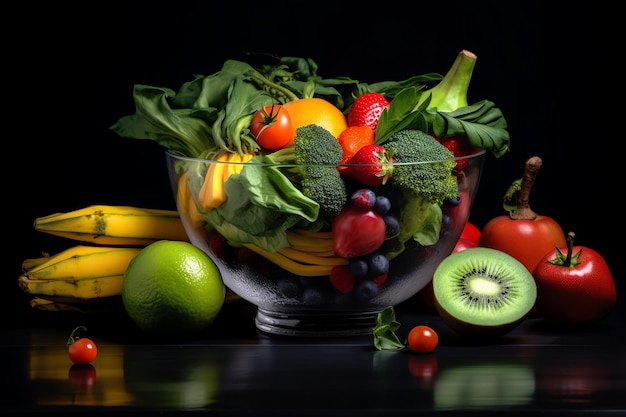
[[441, 214, 452, 232], [278, 278, 302, 299], [349, 257, 369, 279], [350, 189, 376, 211], [356, 280, 379, 300], [383, 215, 400, 238], [302, 288, 324, 304], [444, 194, 461, 207], [373, 195, 391, 215], [367, 253, 389, 276]]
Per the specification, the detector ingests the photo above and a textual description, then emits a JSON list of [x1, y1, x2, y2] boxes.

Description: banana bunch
[[244, 229, 348, 277], [21, 205, 191, 312], [19, 245, 141, 300]]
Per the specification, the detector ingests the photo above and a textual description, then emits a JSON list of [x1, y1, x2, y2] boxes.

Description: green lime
[[122, 240, 225, 332]]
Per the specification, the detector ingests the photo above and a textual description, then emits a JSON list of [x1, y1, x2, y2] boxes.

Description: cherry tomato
[[407, 325, 438, 353], [250, 104, 294, 150], [67, 326, 98, 364]]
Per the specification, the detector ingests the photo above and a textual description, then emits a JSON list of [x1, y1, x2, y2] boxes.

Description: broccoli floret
[[268, 124, 347, 220], [382, 129, 458, 206]]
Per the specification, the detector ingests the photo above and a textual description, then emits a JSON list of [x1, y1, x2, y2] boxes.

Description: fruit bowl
[[166, 148, 486, 337]]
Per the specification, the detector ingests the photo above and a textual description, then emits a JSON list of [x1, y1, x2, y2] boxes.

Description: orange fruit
[[122, 240, 225, 333], [337, 125, 375, 164], [283, 98, 348, 141]]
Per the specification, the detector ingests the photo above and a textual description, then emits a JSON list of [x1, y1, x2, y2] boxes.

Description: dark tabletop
[[2, 275, 625, 417]]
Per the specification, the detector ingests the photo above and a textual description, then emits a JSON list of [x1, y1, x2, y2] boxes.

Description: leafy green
[[373, 307, 406, 351], [202, 156, 320, 251]]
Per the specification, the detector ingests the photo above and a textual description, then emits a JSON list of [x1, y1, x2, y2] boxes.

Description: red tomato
[[479, 156, 567, 272], [407, 325, 438, 353], [479, 215, 566, 272], [67, 326, 98, 364], [460, 222, 481, 244], [249, 104, 294, 150], [532, 232, 617, 325]]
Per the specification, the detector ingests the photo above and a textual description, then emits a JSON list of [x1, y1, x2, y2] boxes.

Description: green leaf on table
[[373, 306, 406, 351]]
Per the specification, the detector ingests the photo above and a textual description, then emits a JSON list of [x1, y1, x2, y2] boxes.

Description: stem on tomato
[[67, 326, 87, 347], [564, 231, 575, 265], [510, 156, 542, 220]]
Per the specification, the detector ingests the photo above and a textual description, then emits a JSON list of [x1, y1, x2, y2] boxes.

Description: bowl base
[[255, 308, 380, 337]]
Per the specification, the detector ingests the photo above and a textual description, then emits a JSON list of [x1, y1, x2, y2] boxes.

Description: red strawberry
[[342, 144, 393, 187], [332, 206, 386, 258], [436, 136, 479, 171], [329, 265, 356, 294], [348, 92, 390, 131]]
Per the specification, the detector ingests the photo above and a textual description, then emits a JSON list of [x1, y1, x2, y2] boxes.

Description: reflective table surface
[[2, 279, 625, 417]]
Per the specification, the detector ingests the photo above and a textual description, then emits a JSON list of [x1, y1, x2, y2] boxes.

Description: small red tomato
[[407, 325, 438, 353], [67, 326, 98, 364], [249, 104, 294, 149], [532, 231, 617, 325]]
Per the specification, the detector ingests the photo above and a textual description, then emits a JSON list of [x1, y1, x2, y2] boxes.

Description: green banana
[[33, 205, 190, 246]]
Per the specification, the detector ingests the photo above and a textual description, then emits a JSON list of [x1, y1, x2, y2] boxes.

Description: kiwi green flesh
[[433, 247, 537, 336]]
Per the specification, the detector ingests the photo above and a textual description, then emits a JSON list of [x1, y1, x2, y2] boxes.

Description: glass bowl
[[166, 149, 485, 337]]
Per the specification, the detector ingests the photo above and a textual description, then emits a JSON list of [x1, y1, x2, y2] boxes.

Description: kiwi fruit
[[432, 247, 537, 337]]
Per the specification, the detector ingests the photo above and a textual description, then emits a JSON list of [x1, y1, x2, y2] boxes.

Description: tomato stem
[[67, 326, 88, 347], [564, 231, 575, 265], [510, 156, 541, 220]]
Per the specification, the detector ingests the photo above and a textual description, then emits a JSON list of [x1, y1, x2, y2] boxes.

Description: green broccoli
[[382, 129, 458, 206], [268, 124, 347, 220], [381, 129, 458, 249]]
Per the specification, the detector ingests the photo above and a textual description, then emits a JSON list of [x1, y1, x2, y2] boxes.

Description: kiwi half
[[432, 247, 537, 337]]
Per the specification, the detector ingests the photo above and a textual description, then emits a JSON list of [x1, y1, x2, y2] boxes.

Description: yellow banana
[[277, 247, 348, 266], [222, 152, 243, 181], [22, 253, 51, 271], [243, 244, 335, 277], [285, 230, 335, 252], [19, 274, 124, 300], [197, 151, 254, 212], [177, 171, 206, 229], [22, 245, 141, 280], [33, 205, 189, 246], [29, 296, 121, 313], [198, 152, 230, 211]]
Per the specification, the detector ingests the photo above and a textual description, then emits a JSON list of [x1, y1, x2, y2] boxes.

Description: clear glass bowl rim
[[165, 149, 486, 168]]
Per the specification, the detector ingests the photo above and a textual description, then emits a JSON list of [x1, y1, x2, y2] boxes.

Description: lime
[[122, 240, 225, 332]]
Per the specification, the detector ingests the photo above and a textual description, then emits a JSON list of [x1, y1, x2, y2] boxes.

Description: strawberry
[[342, 144, 393, 187], [348, 92, 390, 131], [332, 206, 386, 258], [436, 136, 479, 171]]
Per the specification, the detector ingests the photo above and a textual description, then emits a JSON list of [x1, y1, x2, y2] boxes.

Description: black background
[[6, 1, 612, 324]]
